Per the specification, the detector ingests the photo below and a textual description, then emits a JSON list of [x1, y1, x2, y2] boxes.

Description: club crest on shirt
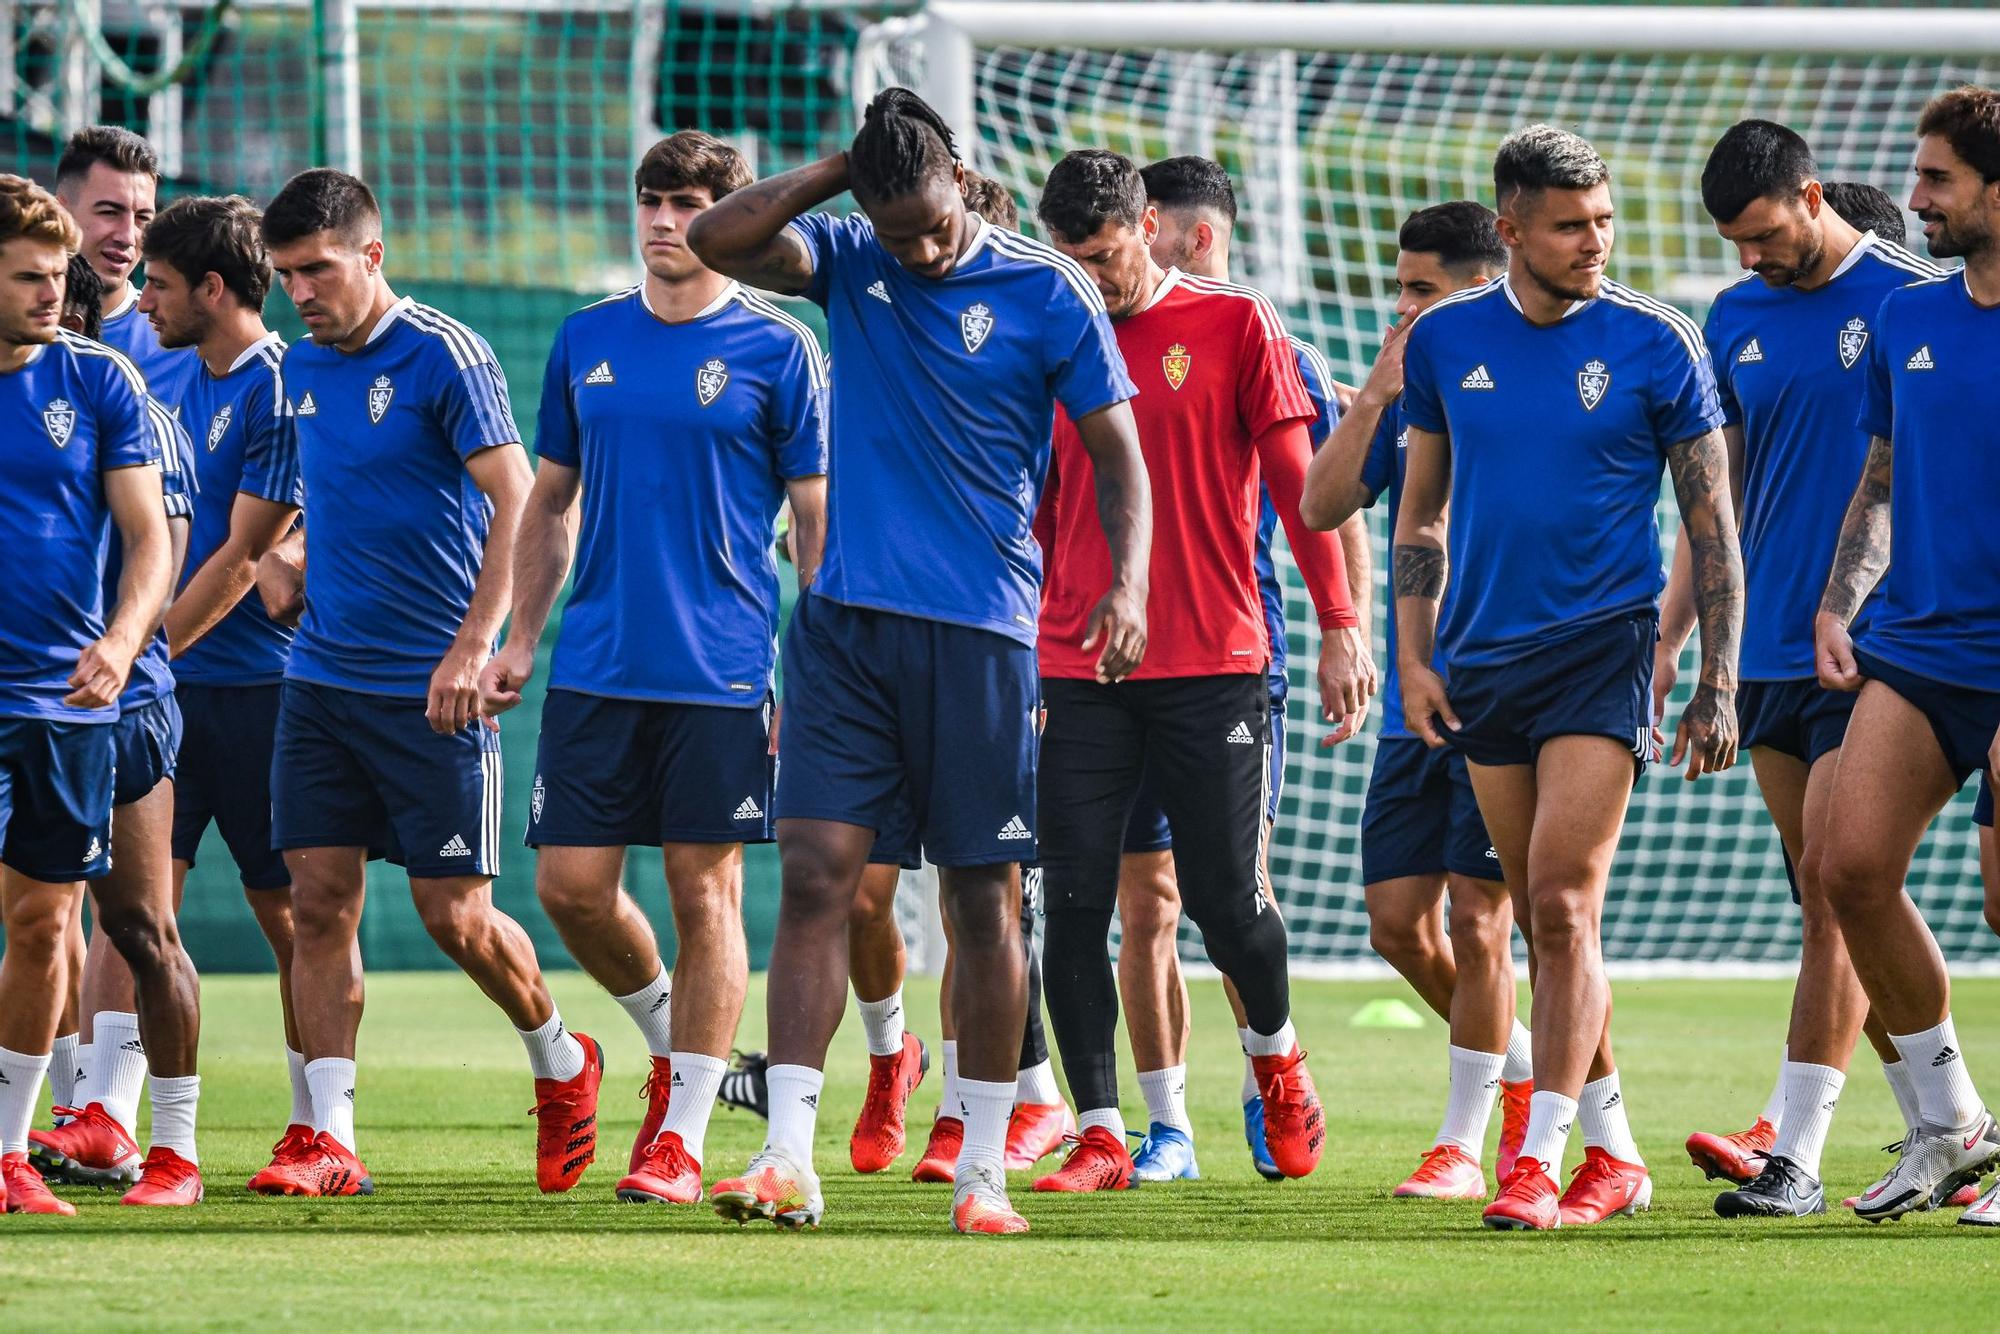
[[367, 375, 394, 424], [961, 302, 994, 355], [1577, 359, 1611, 412], [1838, 317, 1869, 371], [206, 404, 233, 452], [1162, 343, 1191, 390], [42, 397, 75, 448], [696, 358, 729, 407]]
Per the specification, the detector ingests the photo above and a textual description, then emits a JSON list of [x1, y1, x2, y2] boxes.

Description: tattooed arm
[[1665, 427, 1745, 778], [1391, 424, 1459, 748], [685, 155, 851, 296], [1814, 433, 1893, 692], [1654, 423, 1744, 725], [1073, 401, 1152, 683]]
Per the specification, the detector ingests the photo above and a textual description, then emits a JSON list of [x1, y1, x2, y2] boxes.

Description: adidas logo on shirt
[[295, 392, 317, 416], [584, 361, 615, 385], [1737, 338, 1764, 364], [733, 796, 764, 821], [1460, 364, 1495, 390], [1906, 344, 1935, 370], [1226, 721, 1256, 745], [997, 815, 1033, 841], [439, 834, 473, 858], [867, 279, 893, 305]]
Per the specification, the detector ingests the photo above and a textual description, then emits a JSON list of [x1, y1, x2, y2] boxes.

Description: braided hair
[[848, 87, 958, 205]]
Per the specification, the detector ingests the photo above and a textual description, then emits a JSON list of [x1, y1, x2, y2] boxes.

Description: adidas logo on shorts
[[733, 796, 764, 821], [584, 360, 615, 385], [1906, 344, 1935, 370], [1460, 364, 1496, 390], [1226, 721, 1256, 745], [439, 834, 473, 858], [83, 837, 103, 862], [867, 279, 892, 304], [997, 815, 1033, 841], [1736, 337, 1764, 364]]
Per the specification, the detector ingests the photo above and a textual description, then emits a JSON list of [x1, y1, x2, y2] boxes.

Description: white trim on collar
[[225, 330, 284, 375], [1502, 277, 1589, 321], [958, 212, 993, 263], [640, 278, 739, 322], [1826, 230, 1879, 283], [1137, 266, 1184, 314], [104, 285, 138, 321], [363, 295, 414, 347]]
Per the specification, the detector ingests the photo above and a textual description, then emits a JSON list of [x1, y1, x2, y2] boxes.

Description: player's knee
[[1368, 906, 1440, 972], [1446, 891, 1511, 963], [1523, 890, 1593, 959], [2, 898, 72, 962], [97, 903, 175, 975], [1815, 839, 1900, 915]]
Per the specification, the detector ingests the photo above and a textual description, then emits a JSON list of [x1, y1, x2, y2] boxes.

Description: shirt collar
[[1137, 266, 1183, 314], [1502, 276, 1589, 322], [362, 295, 414, 347], [958, 213, 993, 264], [1827, 230, 1878, 283], [224, 330, 284, 375], [104, 285, 138, 321], [639, 278, 738, 322]]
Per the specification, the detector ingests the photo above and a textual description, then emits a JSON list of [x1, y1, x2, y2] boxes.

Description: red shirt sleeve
[[1257, 417, 1359, 630], [1235, 302, 1316, 440]]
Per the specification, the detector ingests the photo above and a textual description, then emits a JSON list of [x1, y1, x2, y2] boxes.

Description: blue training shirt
[[283, 297, 521, 697], [537, 281, 827, 705], [104, 395, 197, 711], [172, 332, 304, 686], [1854, 269, 2000, 690], [786, 211, 1135, 644], [99, 287, 198, 408], [0, 331, 160, 722], [1252, 336, 1338, 698], [1402, 277, 1724, 668], [1702, 233, 1939, 681]]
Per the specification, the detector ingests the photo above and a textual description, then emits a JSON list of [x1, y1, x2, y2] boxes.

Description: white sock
[[287, 1048, 314, 1126], [0, 1045, 52, 1154], [1238, 1028, 1258, 1103], [1517, 1090, 1578, 1175], [1890, 1017, 1983, 1132], [1760, 1045, 1789, 1129], [1882, 1059, 1923, 1133], [1501, 1020, 1534, 1085], [1078, 1106, 1125, 1140], [855, 989, 907, 1059], [660, 1052, 725, 1164], [305, 1056, 357, 1152], [148, 1075, 201, 1163], [93, 1011, 149, 1135], [49, 1033, 80, 1113], [1244, 1019, 1297, 1058], [938, 1040, 960, 1122], [68, 1042, 97, 1119], [1015, 1058, 1060, 1107], [518, 1010, 586, 1082], [1137, 1065, 1193, 1136], [956, 1076, 1015, 1179], [764, 1064, 824, 1166], [1436, 1045, 1506, 1155], [1578, 1072, 1643, 1165], [613, 971, 673, 1059], [1769, 1061, 1845, 1178]]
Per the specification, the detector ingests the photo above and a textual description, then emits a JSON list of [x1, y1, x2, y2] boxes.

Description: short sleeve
[[93, 355, 155, 472], [533, 327, 579, 467], [784, 211, 839, 308], [1400, 317, 1446, 434], [438, 356, 522, 461], [1648, 323, 1725, 448], [1357, 406, 1401, 507], [1701, 300, 1740, 428], [1856, 291, 1896, 441], [153, 401, 197, 520], [1044, 285, 1136, 423], [767, 332, 829, 480], [239, 371, 305, 507], [1292, 341, 1339, 448], [1236, 309, 1315, 440]]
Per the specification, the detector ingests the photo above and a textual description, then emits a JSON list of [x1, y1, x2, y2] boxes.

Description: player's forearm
[[785, 475, 827, 588], [1658, 524, 1699, 657], [167, 544, 258, 655], [501, 493, 576, 654], [1337, 515, 1373, 631], [1391, 536, 1447, 674], [1299, 394, 1386, 531], [1264, 420, 1357, 629], [1075, 403, 1152, 595], [1819, 434, 1893, 627], [106, 514, 174, 658], [1668, 429, 1745, 692], [686, 154, 848, 291]]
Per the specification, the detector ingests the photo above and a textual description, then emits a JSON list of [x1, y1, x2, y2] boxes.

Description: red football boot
[[1496, 1079, 1533, 1182], [1031, 1126, 1135, 1193], [1685, 1117, 1774, 1183], [1482, 1159, 1561, 1230], [1557, 1146, 1653, 1225], [2, 1153, 75, 1215], [256, 1131, 374, 1197], [710, 1152, 823, 1229], [121, 1147, 204, 1207], [912, 1115, 964, 1184], [532, 1033, 603, 1193], [616, 1129, 703, 1204], [1004, 1101, 1076, 1172], [631, 1055, 672, 1175], [953, 1162, 1030, 1235], [850, 1033, 928, 1174], [1394, 1144, 1488, 1200], [28, 1102, 142, 1186], [246, 1124, 318, 1194], [1253, 1047, 1326, 1179]]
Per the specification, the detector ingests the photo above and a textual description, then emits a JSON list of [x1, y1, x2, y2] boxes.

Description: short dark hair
[[848, 87, 958, 205], [1918, 84, 2000, 184], [1037, 149, 1146, 243], [260, 168, 382, 249], [1398, 201, 1506, 275], [962, 171, 1018, 230], [144, 195, 271, 312], [1493, 124, 1609, 213], [1140, 155, 1237, 228], [1700, 120, 1818, 224], [64, 253, 104, 338], [635, 130, 752, 201], [55, 125, 160, 192], [1822, 181, 1906, 246]]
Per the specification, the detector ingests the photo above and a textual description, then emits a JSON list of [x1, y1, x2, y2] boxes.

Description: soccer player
[[1821, 181, 1909, 246], [687, 87, 1149, 1235], [252, 168, 598, 1198], [143, 195, 310, 1183], [1663, 122, 1941, 1219], [477, 131, 827, 1205], [1029, 149, 1349, 1194], [1812, 86, 2000, 1224], [1394, 126, 1743, 1231], [0, 174, 173, 1216], [1301, 201, 1533, 1201]]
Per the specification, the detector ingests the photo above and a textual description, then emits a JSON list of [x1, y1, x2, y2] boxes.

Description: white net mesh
[[865, 29, 2000, 969]]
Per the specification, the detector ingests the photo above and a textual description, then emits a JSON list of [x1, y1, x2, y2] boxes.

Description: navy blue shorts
[[1122, 683, 1288, 854], [1739, 677, 1853, 767], [0, 717, 114, 882], [171, 683, 290, 890], [528, 689, 775, 847], [1855, 650, 2000, 789], [111, 694, 181, 807], [1361, 736, 1499, 884], [775, 594, 1037, 867], [1446, 613, 1659, 772], [1976, 773, 1993, 829], [272, 680, 502, 878]]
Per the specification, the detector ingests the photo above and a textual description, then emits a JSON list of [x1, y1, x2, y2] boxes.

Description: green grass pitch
[[6, 973, 2000, 1329]]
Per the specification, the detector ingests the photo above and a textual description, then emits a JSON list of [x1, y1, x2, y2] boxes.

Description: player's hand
[[1358, 318, 1413, 408], [1317, 626, 1376, 745], [1650, 640, 1680, 731], [63, 634, 139, 710], [257, 545, 306, 626], [1814, 612, 1862, 692], [429, 640, 490, 735], [478, 639, 537, 719], [1330, 379, 1359, 414], [1672, 681, 1738, 780], [1083, 583, 1146, 683], [1400, 663, 1459, 749]]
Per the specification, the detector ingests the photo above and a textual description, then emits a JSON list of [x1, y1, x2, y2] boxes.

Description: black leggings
[[1019, 870, 1048, 1071]]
